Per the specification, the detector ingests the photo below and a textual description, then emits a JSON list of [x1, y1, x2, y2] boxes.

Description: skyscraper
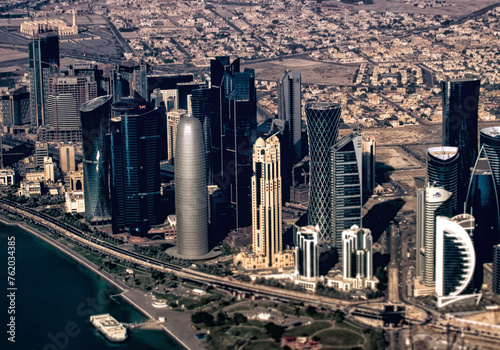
[[295, 225, 320, 280], [34, 142, 49, 171], [210, 57, 256, 229], [175, 116, 209, 258], [80, 95, 113, 225], [435, 214, 479, 308], [166, 109, 187, 163], [107, 94, 162, 234], [59, 144, 76, 174], [342, 225, 373, 289], [29, 32, 59, 127], [426, 147, 459, 214], [0, 86, 30, 126], [331, 132, 363, 252], [306, 102, 341, 242], [416, 186, 453, 287], [251, 135, 282, 267], [278, 70, 302, 161], [466, 149, 500, 289], [442, 78, 481, 208], [362, 135, 376, 198], [480, 127, 500, 197], [43, 75, 98, 142], [191, 87, 212, 184]]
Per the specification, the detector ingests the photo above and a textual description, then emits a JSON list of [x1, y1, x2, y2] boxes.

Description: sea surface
[[0, 221, 184, 350]]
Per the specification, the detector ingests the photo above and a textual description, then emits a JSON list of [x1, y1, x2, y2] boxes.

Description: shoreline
[[0, 216, 198, 350]]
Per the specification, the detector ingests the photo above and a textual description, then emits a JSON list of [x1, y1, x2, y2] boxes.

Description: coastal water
[[0, 222, 185, 350]]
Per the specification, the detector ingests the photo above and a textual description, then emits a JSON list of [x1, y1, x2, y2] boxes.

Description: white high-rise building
[[342, 225, 376, 289]]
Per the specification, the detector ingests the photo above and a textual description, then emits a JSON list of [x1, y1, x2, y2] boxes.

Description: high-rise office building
[[435, 214, 479, 308], [442, 78, 481, 208], [34, 142, 49, 170], [427, 147, 459, 214], [59, 144, 76, 174], [166, 109, 187, 163], [306, 102, 341, 242], [251, 135, 282, 267], [43, 156, 55, 182], [191, 87, 212, 184], [210, 56, 256, 229], [416, 186, 453, 287], [150, 88, 168, 161], [118, 61, 150, 100], [0, 86, 30, 126], [29, 32, 59, 127], [42, 75, 98, 142], [294, 225, 320, 280], [466, 149, 500, 289], [331, 132, 363, 252], [278, 70, 302, 161], [266, 118, 291, 204], [107, 94, 162, 234], [175, 116, 209, 258], [80, 95, 113, 225], [480, 127, 500, 197], [362, 135, 376, 198], [342, 225, 373, 289]]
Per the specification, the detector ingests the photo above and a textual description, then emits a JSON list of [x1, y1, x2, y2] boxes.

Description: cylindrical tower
[[305, 102, 341, 242], [175, 116, 209, 258], [427, 146, 459, 214], [80, 95, 112, 225]]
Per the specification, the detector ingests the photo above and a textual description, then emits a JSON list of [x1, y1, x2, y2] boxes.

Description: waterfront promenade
[[0, 216, 205, 350]]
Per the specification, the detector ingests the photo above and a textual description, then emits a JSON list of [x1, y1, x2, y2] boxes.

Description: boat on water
[[90, 314, 128, 342]]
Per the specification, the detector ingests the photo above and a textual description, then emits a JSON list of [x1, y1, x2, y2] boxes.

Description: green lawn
[[315, 329, 364, 347], [241, 340, 282, 350], [227, 304, 251, 312], [284, 321, 332, 337], [229, 326, 270, 340]]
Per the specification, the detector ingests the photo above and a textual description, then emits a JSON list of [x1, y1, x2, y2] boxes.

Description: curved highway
[[0, 198, 352, 308]]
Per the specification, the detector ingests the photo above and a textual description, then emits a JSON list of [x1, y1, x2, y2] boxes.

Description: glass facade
[[305, 102, 341, 242], [107, 94, 162, 234], [435, 215, 476, 307], [80, 95, 113, 224], [481, 127, 500, 199], [331, 132, 363, 252], [295, 225, 319, 280], [416, 186, 453, 287], [175, 116, 209, 258], [426, 147, 459, 215], [442, 78, 480, 208], [466, 153, 500, 289], [29, 32, 59, 127], [278, 70, 302, 161]]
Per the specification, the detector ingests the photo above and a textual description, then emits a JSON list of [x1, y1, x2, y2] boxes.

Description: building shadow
[[363, 198, 405, 242]]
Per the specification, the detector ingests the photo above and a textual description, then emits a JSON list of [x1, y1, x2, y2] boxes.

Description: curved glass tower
[[480, 127, 500, 194], [306, 102, 341, 242], [466, 150, 500, 289], [436, 214, 477, 308], [427, 147, 459, 214], [175, 116, 209, 258], [80, 95, 112, 225], [442, 78, 480, 207]]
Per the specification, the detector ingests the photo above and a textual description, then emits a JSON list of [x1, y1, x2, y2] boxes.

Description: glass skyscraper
[[80, 95, 113, 225], [331, 132, 363, 252], [175, 116, 209, 258], [416, 186, 453, 287], [442, 78, 480, 209], [426, 147, 459, 214], [28, 32, 59, 127], [306, 102, 341, 242], [480, 127, 500, 196], [466, 150, 500, 289], [107, 93, 162, 234], [209, 57, 256, 229], [278, 70, 302, 162]]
